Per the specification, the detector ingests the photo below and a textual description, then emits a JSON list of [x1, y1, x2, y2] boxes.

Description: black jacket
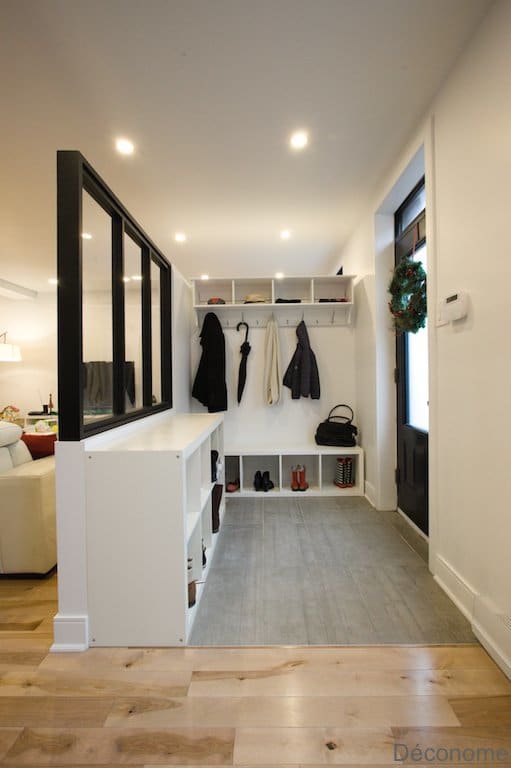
[[283, 320, 320, 399], [192, 312, 228, 412]]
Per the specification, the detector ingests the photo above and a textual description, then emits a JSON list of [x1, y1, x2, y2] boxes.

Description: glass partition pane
[[82, 190, 113, 425], [124, 233, 143, 411], [151, 259, 162, 404]]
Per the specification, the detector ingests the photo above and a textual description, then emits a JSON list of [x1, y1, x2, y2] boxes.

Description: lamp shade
[[0, 343, 22, 362]]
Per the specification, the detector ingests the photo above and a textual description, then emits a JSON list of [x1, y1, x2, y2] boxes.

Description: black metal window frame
[[395, 177, 426, 256], [57, 150, 172, 441]]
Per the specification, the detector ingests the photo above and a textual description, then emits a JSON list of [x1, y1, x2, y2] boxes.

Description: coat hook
[[331, 310, 335, 325]]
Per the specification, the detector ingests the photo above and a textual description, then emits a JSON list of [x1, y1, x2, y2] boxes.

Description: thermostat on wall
[[438, 291, 468, 325]]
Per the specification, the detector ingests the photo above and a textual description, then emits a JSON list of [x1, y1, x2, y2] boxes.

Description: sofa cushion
[[0, 447, 13, 473], [8, 439, 33, 467], [3, 454, 54, 478], [0, 421, 22, 447], [21, 432, 57, 460]]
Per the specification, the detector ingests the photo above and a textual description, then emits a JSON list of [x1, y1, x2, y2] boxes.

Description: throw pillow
[[21, 432, 57, 460]]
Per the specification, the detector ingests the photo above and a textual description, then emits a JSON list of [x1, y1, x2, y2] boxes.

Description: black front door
[[395, 183, 429, 535]]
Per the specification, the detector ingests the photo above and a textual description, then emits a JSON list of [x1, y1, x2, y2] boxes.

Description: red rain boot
[[291, 465, 300, 491], [298, 465, 309, 491]]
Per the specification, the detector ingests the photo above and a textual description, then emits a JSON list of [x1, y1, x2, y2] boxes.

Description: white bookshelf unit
[[191, 274, 356, 327], [84, 413, 224, 646], [24, 414, 59, 433], [225, 444, 364, 498]]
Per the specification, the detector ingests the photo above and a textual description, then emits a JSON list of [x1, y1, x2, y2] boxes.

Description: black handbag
[[315, 404, 358, 447]]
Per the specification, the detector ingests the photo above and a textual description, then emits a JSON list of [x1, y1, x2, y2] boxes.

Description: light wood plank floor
[[1, 574, 511, 765], [190, 498, 474, 645]]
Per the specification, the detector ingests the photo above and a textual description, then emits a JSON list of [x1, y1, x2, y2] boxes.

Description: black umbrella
[[236, 321, 251, 403]]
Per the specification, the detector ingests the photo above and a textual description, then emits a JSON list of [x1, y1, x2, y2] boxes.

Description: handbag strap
[[327, 404, 354, 423]]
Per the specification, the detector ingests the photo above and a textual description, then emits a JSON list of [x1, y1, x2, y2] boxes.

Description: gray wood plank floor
[[189, 497, 475, 646]]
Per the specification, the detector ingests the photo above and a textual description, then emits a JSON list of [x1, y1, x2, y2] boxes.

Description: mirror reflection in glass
[[151, 260, 162, 405], [124, 233, 143, 412], [82, 190, 113, 424]]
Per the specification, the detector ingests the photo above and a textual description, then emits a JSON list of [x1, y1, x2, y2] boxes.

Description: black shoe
[[262, 471, 274, 492], [254, 470, 263, 491]]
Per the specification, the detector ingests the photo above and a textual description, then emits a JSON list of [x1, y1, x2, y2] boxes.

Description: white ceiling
[[0, 0, 491, 292]]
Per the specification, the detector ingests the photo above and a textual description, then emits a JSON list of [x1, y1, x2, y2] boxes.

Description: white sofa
[[0, 421, 56, 574]]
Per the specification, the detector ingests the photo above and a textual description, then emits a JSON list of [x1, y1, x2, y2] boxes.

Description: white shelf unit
[[191, 275, 356, 327], [24, 414, 58, 432], [84, 413, 224, 646], [224, 444, 364, 498]]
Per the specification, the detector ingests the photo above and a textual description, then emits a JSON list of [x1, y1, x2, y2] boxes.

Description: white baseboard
[[433, 554, 476, 622], [51, 613, 89, 653], [472, 595, 511, 679], [433, 554, 511, 680], [396, 507, 429, 541], [364, 480, 376, 507]]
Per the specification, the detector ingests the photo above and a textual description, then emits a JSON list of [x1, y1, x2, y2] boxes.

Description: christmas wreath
[[388, 256, 427, 333]]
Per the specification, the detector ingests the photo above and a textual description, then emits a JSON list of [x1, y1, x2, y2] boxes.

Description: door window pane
[[123, 233, 143, 411], [406, 243, 428, 432], [82, 191, 113, 425], [399, 186, 426, 232]]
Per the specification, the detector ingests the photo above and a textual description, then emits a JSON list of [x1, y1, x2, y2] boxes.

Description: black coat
[[283, 320, 320, 399], [192, 312, 228, 412]]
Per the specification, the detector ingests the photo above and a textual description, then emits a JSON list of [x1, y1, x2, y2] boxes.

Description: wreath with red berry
[[388, 256, 427, 333]]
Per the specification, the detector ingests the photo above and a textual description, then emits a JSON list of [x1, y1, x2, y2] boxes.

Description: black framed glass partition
[[57, 151, 172, 441]]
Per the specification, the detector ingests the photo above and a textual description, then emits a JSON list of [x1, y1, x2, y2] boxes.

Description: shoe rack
[[85, 413, 224, 646], [190, 275, 356, 327], [225, 445, 364, 497]]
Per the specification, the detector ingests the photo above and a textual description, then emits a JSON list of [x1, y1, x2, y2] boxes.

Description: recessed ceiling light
[[275, 272, 284, 279], [131, 275, 142, 281], [48, 278, 58, 285], [289, 130, 309, 150], [123, 276, 131, 282], [280, 230, 291, 240], [81, 232, 93, 240], [201, 274, 209, 280], [115, 137, 135, 155], [174, 232, 187, 243]]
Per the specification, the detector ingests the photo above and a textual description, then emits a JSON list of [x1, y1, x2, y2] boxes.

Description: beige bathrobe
[[263, 314, 281, 405]]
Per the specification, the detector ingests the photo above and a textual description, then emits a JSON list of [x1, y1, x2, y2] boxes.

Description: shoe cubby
[[186, 448, 201, 527], [201, 495, 213, 549], [281, 454, 320, 493], [321, 453, 359, 494], [225, 455, 241, 493], [224, 445, 364, 498], [241, 454, 280, 493]]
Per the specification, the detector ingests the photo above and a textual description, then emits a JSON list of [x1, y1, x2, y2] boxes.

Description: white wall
[[334, 0, 511, 674], [191, 317, 357, 451], [0, 294, 57, 414]]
